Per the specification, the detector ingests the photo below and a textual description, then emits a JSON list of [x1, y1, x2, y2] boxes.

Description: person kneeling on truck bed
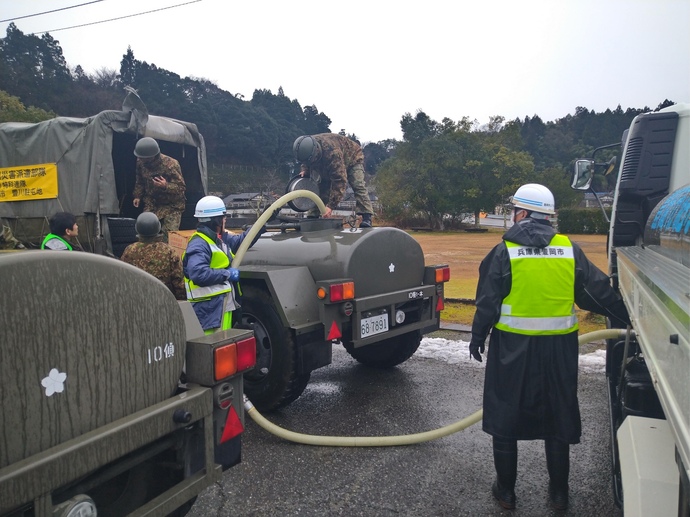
[[182, 195, 265, 334], [469, 183, 630, 511]]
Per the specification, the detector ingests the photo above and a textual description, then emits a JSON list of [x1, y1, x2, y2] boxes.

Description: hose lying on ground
[[243, 328, 633, 447]]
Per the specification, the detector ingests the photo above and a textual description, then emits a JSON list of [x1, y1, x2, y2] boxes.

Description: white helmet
[[194, 195, 227, 221], [510, 183, 555, 215]]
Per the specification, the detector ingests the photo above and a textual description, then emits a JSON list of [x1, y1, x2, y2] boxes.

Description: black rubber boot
[[545, 439, 570, 510], [492, 438, 518, 509], [359, 213, 372, 228]]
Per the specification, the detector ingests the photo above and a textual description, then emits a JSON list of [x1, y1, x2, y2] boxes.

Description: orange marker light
[[214, 343, 237, 381], [342, 282, 355, 300], [435, 267, 451, 283], [317, 286, 328, 299]]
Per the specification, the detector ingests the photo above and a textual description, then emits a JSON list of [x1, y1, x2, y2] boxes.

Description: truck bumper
[[0, 387, 218, 515]]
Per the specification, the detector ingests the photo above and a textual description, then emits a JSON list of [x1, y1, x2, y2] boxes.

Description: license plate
[[361, 313, 389, 338]]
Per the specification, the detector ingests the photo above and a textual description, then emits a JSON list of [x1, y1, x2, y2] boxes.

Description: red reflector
[[327, 320, 342, 340], [436, 296, 445, 312], [330, 284, 343, 302], [220, 406, 244, 443], [236, 337, 256, 371]]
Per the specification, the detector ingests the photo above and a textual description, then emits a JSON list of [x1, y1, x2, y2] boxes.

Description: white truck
[[571, 102, 690, 516]]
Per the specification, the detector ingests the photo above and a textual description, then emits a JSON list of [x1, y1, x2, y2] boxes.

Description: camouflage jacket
[[299, 134, 364, 209], [0, 219, 22, 249], [133, 154, 186, 221], [120, 240, 186, 300]]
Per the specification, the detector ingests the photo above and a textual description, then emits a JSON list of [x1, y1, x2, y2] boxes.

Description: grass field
[[409, 229, 609, 334]]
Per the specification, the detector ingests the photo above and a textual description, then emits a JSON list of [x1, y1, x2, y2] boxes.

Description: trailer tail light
[[214, 336, 257, 381], [214, 344, 237, 381], [236, 337, 256, 372], [435, 266, 451, 283], [323, 281, 355, 302]]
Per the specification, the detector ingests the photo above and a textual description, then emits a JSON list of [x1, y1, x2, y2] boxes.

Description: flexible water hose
[[243, 328, 633, 447], [231, 189, 326, 268]]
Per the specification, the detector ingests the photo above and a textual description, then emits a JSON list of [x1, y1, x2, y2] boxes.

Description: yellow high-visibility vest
[[184, 232, 233, 302], [495, 234, 578, 335]]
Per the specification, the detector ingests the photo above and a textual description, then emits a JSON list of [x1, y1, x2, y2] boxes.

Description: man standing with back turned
[[132, 137, 186, 241], [120, 212, 186, 300], [469, 183, 630, 511]]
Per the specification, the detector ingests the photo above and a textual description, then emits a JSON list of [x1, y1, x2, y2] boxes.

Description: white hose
[[243, 328, 633, 447], [231, 190, 326, 268]]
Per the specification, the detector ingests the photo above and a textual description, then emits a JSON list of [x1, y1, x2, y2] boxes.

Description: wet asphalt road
[[187, 333, 621, 517]]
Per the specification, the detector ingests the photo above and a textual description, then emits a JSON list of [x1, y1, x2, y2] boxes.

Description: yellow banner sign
[[0, 163, 58, 202]]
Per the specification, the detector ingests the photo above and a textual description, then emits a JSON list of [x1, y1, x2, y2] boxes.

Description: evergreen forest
[[0, 23, 678, 228]]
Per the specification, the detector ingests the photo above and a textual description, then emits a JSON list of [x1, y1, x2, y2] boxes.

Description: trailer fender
[[239, 265, 321, 332]]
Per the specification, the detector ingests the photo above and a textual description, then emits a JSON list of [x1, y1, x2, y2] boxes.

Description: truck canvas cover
[[0, 90, 207, 253]]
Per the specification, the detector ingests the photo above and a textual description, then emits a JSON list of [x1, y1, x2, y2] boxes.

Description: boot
[[545, 439, 569, 510], [492, 438, 518, 509], [359, 213, 372, 228]]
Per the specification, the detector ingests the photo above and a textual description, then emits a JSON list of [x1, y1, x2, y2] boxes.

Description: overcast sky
[[2, 0, 688, 143]]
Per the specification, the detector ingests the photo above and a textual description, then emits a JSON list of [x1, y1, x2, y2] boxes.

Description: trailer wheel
[[240, 285, 310, 411], [343, 330, 422, 368]]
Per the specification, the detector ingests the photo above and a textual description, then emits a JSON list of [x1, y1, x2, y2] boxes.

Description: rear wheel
[[344, 330, 422, 368], [240, 285, 310, 411]]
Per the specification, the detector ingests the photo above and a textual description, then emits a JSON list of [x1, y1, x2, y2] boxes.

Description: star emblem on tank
[[389, 263, 395, 273], [41, 368, 67, 397]]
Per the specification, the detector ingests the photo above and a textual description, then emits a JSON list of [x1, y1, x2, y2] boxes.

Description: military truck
[[0, 89, 207, 256], [571, 102, 690, 515], [0, 250, 256, 516]]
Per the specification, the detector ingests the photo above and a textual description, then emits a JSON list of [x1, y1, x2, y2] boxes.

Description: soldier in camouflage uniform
[[0, 218, 24, 249], [121, 212, 186, 300], [293, 134, 374, 227], [132, 137, 186, 241]]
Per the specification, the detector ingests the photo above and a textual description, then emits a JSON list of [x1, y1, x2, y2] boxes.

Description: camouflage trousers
[[308, 163, 374, 216], [160, 212, 181, 243]]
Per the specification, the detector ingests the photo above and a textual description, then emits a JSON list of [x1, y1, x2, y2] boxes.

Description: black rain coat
[[470, 217, 629, 443]]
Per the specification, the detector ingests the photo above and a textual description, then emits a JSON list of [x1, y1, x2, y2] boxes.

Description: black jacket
[[470, 218, 629, 442]]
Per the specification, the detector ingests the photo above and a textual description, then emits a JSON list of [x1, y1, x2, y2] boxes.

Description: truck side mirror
[[572, 159, 594, 191]]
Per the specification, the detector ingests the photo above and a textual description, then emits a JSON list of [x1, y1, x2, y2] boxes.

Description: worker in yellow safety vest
[[469, 183, 630, 511], [182, 196, 264, 334]]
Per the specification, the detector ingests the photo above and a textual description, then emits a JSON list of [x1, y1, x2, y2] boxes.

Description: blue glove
[[228, 268, 240, 282], [469, 340, 484, 362]]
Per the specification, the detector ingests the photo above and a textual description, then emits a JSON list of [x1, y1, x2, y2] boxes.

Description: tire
[[344, 330, 422, 368], [240, 285, 310, 411]]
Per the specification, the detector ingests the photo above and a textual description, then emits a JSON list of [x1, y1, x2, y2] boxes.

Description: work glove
[[469, 340, 485, 362], [227, 268, 240, 282]]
